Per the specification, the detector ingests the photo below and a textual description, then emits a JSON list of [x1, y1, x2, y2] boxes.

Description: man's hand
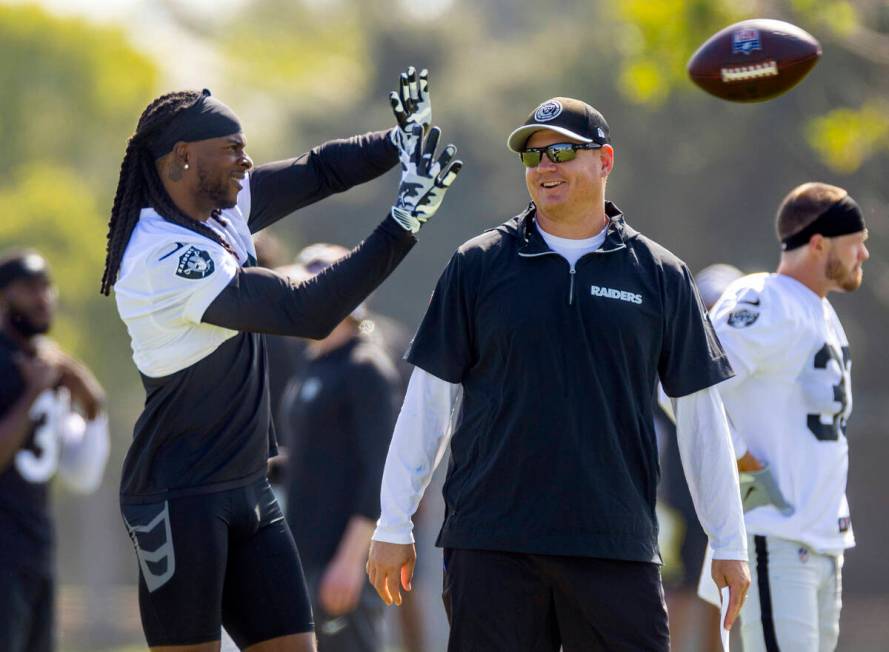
[[366, 540, 416, 606], [40, 343, 105, 419], [737, 451, 764, 473], [267, 449, 288, 486], [389, 66, 431, 136], [711, 559, 751, 631], [319, 553, 366, 616], [13, 351, 59, 396], [390, 125, 462, 234]]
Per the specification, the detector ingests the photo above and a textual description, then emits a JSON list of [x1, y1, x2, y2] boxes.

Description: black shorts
[[121, 477, 312, 648], [0, 565, 54, 652], [442, 548, 670, 652]]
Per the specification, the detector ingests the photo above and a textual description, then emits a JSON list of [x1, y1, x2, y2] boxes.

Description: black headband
[[781, 195, 866, 251], [148, 89, 243, 160], [0, 253, 49, 289]]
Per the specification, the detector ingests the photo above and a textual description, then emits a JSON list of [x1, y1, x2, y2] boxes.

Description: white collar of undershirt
[[535, 221, 607, 267]]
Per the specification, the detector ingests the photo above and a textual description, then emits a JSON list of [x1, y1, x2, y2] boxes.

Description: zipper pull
[[569, 267, 576, 305]]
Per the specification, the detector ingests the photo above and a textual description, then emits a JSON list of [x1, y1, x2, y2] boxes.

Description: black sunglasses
[[519, 142, 602, 168]]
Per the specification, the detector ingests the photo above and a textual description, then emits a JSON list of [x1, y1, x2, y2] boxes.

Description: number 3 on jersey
[[807, 343, 851, 442], [15, 390, 60, 483]]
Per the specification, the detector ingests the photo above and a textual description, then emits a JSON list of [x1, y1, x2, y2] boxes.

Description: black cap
[[0, 250, 50, 290], [507, 97, 610, 152]]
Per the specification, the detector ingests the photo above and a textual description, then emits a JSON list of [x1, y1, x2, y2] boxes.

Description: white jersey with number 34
[[712, 272, 854, 555]]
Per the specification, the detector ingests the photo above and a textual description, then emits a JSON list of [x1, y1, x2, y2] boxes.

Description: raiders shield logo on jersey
[[728, 308, 760, 328], [176, 247, 215, 280]]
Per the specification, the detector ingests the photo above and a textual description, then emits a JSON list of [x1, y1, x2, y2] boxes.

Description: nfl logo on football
[[732, 28, 761, 54]]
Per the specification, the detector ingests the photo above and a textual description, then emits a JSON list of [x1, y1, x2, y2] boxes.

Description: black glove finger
[[421, 126, 441, 174], [410, 124, 424, 166], [434, 144, 456, 173], [435, 160, 463, 188], [400, 72, 414, 113], [389, 92, 407, 129]]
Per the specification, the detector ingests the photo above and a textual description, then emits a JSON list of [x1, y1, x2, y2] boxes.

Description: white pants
[[741, 535, 843, 652]]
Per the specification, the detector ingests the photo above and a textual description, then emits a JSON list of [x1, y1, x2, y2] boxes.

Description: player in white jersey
[[102, 72, 461, 652], [709, 182, 868, 652]]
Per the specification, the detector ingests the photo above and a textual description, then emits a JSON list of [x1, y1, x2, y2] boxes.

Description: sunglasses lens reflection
[[521, 144, 583, 167], [520, 151, 542, 167], [549, 144, 576, 163]]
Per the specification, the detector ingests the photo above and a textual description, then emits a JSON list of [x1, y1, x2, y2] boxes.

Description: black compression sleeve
[[202, 216, 414, 337], [248, 130, 398, 233]]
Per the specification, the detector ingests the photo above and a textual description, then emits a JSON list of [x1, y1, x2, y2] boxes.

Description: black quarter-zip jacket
[[406, 202, 733, 563]]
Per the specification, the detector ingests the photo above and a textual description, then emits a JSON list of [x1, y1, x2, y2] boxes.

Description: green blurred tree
[[160, 0, 372, 112], [0, 164, 106, 354], [0, 4, 158, 186], [610, 0, 748, 104], [0, 3, 158, 410]]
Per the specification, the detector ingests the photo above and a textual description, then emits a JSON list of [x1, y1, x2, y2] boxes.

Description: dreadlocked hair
[[100, 91, 237, 296]]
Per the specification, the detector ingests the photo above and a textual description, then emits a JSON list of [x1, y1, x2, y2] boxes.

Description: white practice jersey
[[712, 273, 854, 554], [113, 180, 256, 378]]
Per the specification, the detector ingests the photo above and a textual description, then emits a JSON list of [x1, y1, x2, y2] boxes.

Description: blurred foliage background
[[0, 0, 886, 649]]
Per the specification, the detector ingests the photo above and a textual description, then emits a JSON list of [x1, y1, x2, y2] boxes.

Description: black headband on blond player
[[781, 195, 867, 251], [147, 89, 243, 160], [0, 251, 50, 290]]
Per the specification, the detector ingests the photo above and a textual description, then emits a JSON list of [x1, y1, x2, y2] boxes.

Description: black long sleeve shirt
[[116, 130, 413, 502]]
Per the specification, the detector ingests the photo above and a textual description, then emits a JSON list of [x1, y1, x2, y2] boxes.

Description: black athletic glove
[[389, 66, 432, 142], [739, 464, 795, 516], [390, 124, 462, 233]]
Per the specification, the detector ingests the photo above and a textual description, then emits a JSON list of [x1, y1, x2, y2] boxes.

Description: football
[[687, 19, 822, 102]]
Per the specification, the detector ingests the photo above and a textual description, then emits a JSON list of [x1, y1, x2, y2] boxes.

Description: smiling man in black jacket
[[367, 97, 749, 651]]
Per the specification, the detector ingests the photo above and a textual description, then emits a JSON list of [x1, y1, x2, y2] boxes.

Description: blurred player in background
[[102, 67, 460, 651], [280, 243, 401, 652], [659, 263, 743, 652], [709, 183, 867, 651], [252, 234, 426, 652], [253, 231, 309, 431], [251, 231, 307, 511], [0, 249, 110, 652]]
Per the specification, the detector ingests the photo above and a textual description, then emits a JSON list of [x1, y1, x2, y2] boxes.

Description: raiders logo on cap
[[534, 100, 563, 122], [507, 97, 610, 153], [176, 246, 215, 280]]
